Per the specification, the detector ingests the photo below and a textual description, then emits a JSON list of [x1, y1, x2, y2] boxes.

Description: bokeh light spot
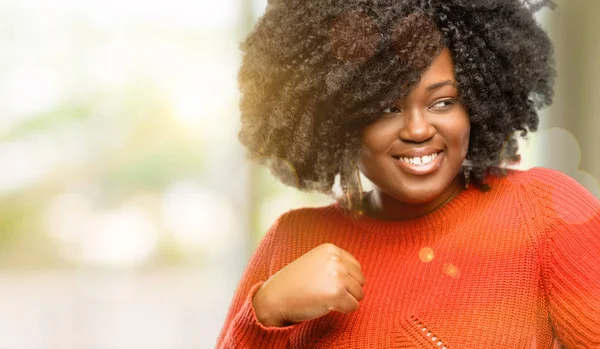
[[161, 180, 237, 252], [418, 247, 435, 263], [443, 263, 460, 278], [514, 128, 586, 180]]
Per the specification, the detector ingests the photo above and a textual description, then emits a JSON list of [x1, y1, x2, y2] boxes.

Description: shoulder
[[265, 202, 341, 239], [262, 203, 347, 274], [510, 166, 596, 199], [491, 166, 572, 185], [501, 167, 600, 225], [519, 166, 582, 185], [273, 203, 339, 226], [491, 166, 589, 194]]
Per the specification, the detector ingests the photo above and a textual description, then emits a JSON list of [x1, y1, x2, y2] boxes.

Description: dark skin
[[358, 48, 470, 221]]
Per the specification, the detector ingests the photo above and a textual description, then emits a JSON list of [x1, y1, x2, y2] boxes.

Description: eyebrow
[[426, 80, 456, 92]]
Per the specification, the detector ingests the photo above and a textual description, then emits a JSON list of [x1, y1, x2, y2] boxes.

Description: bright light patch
[[81, 206, 158, 267], [418, 247, 435, 263], [0, 136, 61, 193], [0, 64, 63, 127], [161, 180, 236, 252], [72, 0, 238, 31]]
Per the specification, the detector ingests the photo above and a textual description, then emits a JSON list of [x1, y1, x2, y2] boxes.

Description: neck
[[363, 175, 464, 221]]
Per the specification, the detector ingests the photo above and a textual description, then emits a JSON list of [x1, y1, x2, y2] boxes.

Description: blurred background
[[0, 0, 598, 348]]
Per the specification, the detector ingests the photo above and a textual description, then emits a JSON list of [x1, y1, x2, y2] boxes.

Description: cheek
[[358, 128, 391, 176], [359, 122, 395, 156]]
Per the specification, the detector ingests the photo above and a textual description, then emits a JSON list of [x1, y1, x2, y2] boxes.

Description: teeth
[[400, 152, 439, 165]]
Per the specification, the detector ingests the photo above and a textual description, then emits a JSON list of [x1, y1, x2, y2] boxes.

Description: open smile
[[392, 151, 444, 176]]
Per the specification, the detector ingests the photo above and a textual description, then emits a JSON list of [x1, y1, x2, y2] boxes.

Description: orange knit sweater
[[215, 167, 600, 348]]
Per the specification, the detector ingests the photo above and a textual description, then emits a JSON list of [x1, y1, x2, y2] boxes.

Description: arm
[[215, 214, 298, 349], [533, 169, 600, 348]]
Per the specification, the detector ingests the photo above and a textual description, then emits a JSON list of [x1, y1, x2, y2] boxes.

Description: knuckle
[[322, 243, 339, 253], [328, 254, 345, 269], [321, 242, 335, 249], [330, 269, 348, 285], [329, 268, 343, 280]]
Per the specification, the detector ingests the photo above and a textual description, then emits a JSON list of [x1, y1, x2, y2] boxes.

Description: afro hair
[[237, 0, 556, 208]]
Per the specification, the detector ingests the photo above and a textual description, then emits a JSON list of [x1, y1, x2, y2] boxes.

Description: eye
[[430, 99, 455, 111], [383, 106, 402, 113]]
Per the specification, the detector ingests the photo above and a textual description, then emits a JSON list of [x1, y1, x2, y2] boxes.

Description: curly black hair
[[237, 0, 556, 208]]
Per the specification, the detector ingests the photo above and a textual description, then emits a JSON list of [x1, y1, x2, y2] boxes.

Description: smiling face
[[358, 48, 470, 217]]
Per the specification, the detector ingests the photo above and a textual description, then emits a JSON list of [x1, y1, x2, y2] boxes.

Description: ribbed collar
[[333, 184, 481, 237]]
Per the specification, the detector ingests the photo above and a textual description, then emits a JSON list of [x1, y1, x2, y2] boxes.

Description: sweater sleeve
[[531, 168, 600, 348], [215, 213, 299, 349]]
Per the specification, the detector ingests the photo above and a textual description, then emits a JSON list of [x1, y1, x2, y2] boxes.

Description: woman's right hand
[[252, 243, 366, 327]]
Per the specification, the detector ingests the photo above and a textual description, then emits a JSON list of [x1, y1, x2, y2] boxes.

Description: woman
[[216, 0, 600, 347]]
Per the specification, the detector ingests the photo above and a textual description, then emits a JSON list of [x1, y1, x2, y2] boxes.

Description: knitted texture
[[215, 167, 600, 348]]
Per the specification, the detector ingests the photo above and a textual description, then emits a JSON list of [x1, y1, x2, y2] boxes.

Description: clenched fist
[[252, 243, 366, 327]]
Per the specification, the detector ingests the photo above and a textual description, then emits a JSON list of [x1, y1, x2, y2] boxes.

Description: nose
[[398, 109, 436, 143]]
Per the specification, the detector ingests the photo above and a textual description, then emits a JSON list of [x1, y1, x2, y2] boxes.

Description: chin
[[393, 188, 442, 205]]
